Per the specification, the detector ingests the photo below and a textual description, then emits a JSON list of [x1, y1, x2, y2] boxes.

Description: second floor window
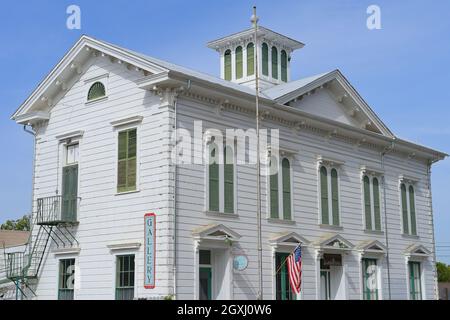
[[269, 157, 292, 220], [320, 166, 340, 226], [401, 183, 417, 235], [235, 46, 243, 79], [363, 176, 382, 231], [208, 143, 235, 214], [117, 128, 137, 193]]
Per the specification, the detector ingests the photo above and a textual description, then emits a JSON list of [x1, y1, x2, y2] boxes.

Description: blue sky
[[0, 0, 449, 262]]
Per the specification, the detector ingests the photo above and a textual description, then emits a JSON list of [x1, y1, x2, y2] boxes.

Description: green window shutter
[[320, 166, 329, 225], [401, 184, 409, 234], [224, 50, 232, 81], [87, 82, 106, 101], [331, 169, 339, 226], [373, 178, 381, 231], [409, 186, 417, 235], [270, 157, 279, 219], [262, 43, 269, 76], [117, 129, 137, 193], [62, 165, 78, 221], [281, 50, 288, 82], [271, 47, 278, 79], [209, 144, 219, 211], [224, 146, 234, 213], [247, 43, 255, 76], [363, 176, 372, 230], [282, 158, 291, 220], [235, 46, 243, 79]]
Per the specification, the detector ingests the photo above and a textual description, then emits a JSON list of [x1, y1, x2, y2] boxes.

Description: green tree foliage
[[437, 262, 450, 282], [0, 215, 30, 231]]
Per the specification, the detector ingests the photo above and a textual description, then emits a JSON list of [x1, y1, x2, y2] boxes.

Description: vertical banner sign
[[144, 213, 156, 289]]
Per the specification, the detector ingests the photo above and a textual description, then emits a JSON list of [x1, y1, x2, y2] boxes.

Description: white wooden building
[[3, 25, 447, 300]]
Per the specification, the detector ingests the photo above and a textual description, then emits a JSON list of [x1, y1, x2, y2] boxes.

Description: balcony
[[6, 252, 26, 280], [36, 196, 80, 226]]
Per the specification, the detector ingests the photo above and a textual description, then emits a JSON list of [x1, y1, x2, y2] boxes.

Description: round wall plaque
[[233, 255, 249, 271]]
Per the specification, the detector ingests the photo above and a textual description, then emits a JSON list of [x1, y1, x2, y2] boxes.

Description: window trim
[[318, 164, 342, 227], [84, 74, 109, 104], [361, 174, 383, 232], [266, 154, 294, 222], [399, 181, 418, 236], [114, 124, 140, 195], [205, 138, 237, 215], [112, 252, 137, 300], [56, 257, 77, 300]]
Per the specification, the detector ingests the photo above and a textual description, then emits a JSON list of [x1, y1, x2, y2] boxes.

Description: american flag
[[286, 246, 302, 295]]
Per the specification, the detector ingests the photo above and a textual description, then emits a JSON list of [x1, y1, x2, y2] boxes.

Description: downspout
[[381, 139, 395, 300], [427, 158, 439, 300], [173, 79, 191, 299], [23, 125, 36, 247]]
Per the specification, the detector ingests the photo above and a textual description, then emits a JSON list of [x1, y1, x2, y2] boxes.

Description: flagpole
[[251, 6, 263, 301]]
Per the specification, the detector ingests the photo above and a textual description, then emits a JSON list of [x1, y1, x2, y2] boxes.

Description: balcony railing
[[6, 252, 26, 280], [36, 196, 80, 225]]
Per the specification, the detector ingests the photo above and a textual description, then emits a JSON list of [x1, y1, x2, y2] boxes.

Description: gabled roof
[[357, 240, 387, 255], [405, 244, 432, 257], [11, 35, 447, 161], [268, 231, 310, 247], [264, 69, 395, 137], [192, 224, 241, 241], [314, 233, 354, 250]]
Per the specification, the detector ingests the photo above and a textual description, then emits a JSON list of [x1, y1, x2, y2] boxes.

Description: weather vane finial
[[251, 6, 259, 27]]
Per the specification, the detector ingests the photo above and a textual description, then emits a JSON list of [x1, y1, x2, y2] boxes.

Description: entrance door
[[275, 252, 294, 300], [199, 250, 212, 300], [62, 165, 78, 222], [199, 267, 212, 300], [320, 270, 331, 300]]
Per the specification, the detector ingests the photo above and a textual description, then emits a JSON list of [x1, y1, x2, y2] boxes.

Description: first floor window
[[58, 259, 75, 300], [320, 166, 340, 226], [362, 258, 379, 300], [116, 255, 135, 300], [408, 261, 422, 300], [275, 252, 294, 300], [401, 183, 417, 235], [117, 128, 137, 193]]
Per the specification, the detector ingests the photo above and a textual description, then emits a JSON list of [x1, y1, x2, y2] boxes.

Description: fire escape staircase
[[1, 195, 80, 300]]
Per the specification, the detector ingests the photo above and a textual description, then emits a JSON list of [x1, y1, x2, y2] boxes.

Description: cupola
[[207, 26, 304, 89]]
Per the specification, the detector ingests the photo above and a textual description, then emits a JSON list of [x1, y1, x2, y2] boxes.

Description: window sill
[[402, 233, 419, 240], [319, 224, 343, 231], [364, 229, 384, 235], [204, 211, 239, 219], [85, 96, 108, 106], [267, 218, 296, 225], [115, 189, 140, 196]]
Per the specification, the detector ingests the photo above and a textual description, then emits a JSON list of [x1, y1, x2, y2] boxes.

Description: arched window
[[320, 166, 329, 224], [270, 156, 279, 219], [401, 183, 408, 234], [282, 158, 291, 220], [247, 43, 255, 76], [281, 50, 288, 82], [209, 143, 219, 211], [409, 186, 417, 235], [373, 178, 381, 230], [363, 176, 372, 230], [271, 47, 278, 79], [224, 50, 232, 81], [262, 43, 269, 76], [235, 46, 243, 80], [224, 146, 234, 213], [331, 169, 339, 225], [87, 82, 106, 101]]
